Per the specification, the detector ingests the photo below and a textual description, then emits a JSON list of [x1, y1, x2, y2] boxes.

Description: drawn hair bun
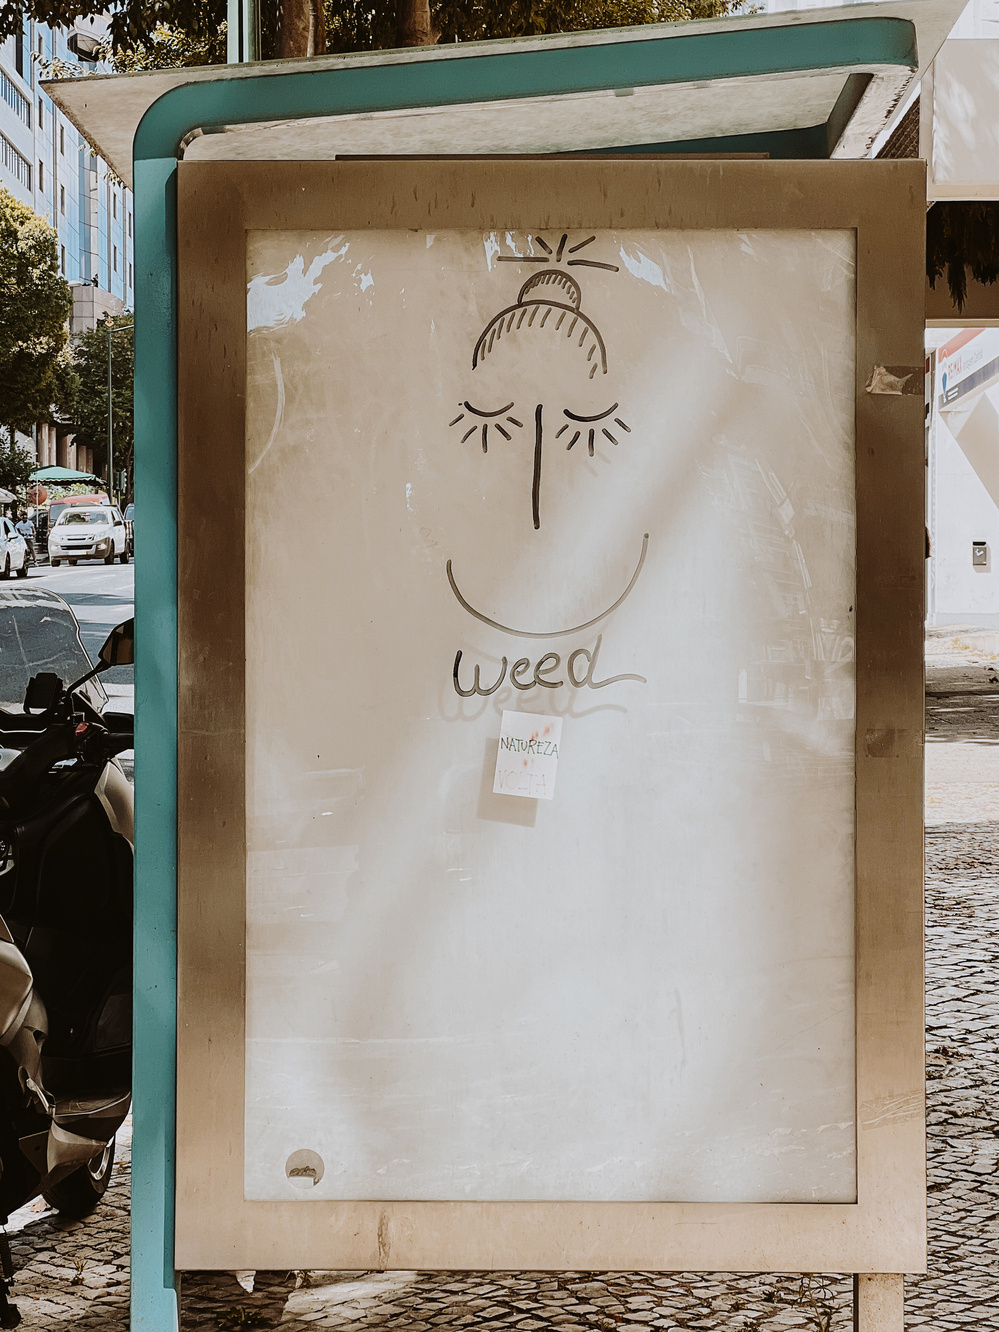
[[518, 270, 582, 310]]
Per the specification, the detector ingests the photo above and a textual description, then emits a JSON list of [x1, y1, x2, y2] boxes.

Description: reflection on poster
[[243, 227, 857, 1205]]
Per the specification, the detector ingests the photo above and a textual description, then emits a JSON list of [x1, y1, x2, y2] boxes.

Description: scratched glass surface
[[243, 228, 857, 1203]]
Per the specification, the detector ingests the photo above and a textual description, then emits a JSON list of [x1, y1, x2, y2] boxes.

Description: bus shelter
[[46, 5, 961, 1327]]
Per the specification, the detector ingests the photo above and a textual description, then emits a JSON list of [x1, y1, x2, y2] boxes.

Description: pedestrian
[[15, 511, 36, 564]]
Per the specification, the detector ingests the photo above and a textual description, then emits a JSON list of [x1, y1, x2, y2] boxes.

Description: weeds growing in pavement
[[215, 1306, 266, 1329]]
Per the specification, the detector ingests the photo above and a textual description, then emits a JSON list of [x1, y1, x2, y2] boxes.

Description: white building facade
[[927, 329, 999, 626], [1, 18, 133, 470], [918, 0, 999, 625]]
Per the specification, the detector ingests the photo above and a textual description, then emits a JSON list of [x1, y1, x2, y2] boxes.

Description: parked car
[[48, 506, 129, 567], [123, 503, 134, 559], [0, 517, 29, 580]]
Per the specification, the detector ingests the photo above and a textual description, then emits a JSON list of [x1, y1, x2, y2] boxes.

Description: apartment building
[[1, 19, 134, 466]]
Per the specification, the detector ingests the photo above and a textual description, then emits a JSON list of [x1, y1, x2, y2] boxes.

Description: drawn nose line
[[533, 403, 543, 531]]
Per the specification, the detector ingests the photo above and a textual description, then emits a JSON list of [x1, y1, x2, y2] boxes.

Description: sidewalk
[[5, 632, 998, 1329]]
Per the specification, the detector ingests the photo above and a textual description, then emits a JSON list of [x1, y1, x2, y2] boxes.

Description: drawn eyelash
[[562, 404, 630, 452], [451, 404, 524, 454]]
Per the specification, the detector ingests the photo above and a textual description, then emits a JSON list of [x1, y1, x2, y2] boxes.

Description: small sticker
[[493, 711, 563, 801]]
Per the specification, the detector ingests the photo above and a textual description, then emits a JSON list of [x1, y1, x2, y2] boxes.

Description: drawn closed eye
[[450, 402, 525, 452], [462, 401, 515, 418], [556, 404, 632, 455]]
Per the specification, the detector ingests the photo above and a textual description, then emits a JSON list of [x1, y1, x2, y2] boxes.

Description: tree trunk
[[396, 0, 435, 46], [280, 0, 327, 57]]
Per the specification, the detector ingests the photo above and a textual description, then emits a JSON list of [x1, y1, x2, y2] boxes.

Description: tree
[[0, 438, 36, 495], [927, 202, 999, 313], [96, 7, 227, 69], [0, 189, 73, 446], [2, 0, 746, 68], [68, 314, 134, 493]]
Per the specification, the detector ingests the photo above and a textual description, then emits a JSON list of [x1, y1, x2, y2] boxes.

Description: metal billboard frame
[[170, 153, 924, 1275]]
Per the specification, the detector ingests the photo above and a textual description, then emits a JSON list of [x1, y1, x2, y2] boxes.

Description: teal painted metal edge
[[598, 123, 831, 159], [135, 17, 916, 160], [130, 17, 916, 1329], [132, 151, 180, 1331]]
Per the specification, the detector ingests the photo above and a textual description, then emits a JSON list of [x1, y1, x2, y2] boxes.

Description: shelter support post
[[853, 1274, 904, 1331], [131, 150, 180, 1332]]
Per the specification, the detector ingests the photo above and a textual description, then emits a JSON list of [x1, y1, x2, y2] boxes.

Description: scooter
[[0, 618, 134, 1328]]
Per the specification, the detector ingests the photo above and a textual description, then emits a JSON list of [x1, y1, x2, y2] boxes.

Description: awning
[[30, 466, 102, 485]]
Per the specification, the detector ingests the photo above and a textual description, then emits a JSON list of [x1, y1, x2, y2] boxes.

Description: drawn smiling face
[[444, 234, 647, 641], [450, 238, 631, 532]]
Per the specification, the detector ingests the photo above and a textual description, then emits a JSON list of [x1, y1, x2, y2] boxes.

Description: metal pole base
[[853, 1274, 904, 1332]]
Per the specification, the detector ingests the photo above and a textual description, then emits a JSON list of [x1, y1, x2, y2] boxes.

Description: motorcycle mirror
[[98, 619, 134, 668], [23, 672, 62, 713]]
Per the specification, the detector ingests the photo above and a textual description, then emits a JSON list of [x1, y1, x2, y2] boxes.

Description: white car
[[0, 518, 29, 580], [48, 506, 130, 567]]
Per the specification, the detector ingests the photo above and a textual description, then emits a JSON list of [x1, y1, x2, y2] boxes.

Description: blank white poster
[[243, 226, 857, 1204]]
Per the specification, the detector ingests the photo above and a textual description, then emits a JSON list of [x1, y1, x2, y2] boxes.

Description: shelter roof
[[44, 0, 962, 186]]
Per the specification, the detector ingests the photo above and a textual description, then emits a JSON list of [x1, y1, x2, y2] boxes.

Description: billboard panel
[[175, 160, 925, 1273], [242, 225, 858, 1206]]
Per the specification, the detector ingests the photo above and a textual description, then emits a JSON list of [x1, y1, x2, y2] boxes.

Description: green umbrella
[[29, 466, 102, 484]]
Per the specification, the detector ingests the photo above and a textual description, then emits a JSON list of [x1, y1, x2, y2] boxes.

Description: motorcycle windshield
[[0, 588, 107, 712]]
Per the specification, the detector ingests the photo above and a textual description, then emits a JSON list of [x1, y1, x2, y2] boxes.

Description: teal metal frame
[[131, 17, 917, 1329]]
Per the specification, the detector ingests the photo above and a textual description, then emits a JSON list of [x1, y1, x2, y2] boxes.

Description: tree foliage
[[0, 188, 73, 436], [1, 0, 745, 68], [328, 0, 739, 53], [96, 17, 226, 69], [927, 202, 999, 313], [67, 315, 135, 488], [0, 438, 37, 495]]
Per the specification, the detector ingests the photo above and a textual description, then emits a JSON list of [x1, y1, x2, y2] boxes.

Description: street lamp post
[[106, 319, 133, 508]]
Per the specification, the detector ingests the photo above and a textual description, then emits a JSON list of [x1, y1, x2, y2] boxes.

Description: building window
[[60, 245, 65, 274], [59, 125, 64, 155], [14, 33, 23, 78], [37, 34, 42, 56], [112, 191, 117, 219], [113, 245, 118, 273], [128, 213, 132, 238], [0, 71, 30, 127], [37, 98, 42, 130], [37, 160, 43, 192], [128, 262, 132, 288], [0, 133, 31, 190], [59, 184, 65, 214]]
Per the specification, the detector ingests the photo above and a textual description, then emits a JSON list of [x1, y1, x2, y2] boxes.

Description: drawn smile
[[446, 533, 649, 639]]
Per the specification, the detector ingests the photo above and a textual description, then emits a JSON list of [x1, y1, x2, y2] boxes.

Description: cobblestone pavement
[[2, 1118, 130, 1328], [5, 630, 998, 1329]]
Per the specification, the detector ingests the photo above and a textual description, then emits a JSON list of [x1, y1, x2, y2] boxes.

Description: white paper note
[[493, 711, 563, 800]]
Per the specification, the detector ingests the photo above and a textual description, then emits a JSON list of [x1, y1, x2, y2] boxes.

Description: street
[[0, 618, 995, 1327], [27, 558, 135, 705]]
